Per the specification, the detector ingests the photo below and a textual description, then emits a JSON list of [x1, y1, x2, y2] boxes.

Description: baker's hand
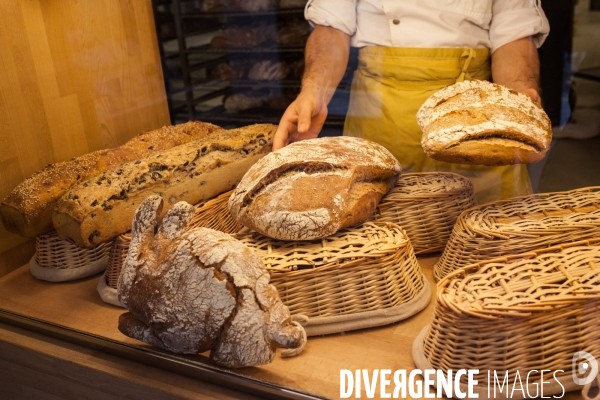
[[273, 90, 328, 151], [522, 88, 541, 105]]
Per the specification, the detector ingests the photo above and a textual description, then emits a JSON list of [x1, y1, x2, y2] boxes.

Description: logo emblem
[[572, 351, 598, 386]]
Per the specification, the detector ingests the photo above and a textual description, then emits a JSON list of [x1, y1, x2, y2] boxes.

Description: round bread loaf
[[228, 136, 402, 241], [418, 80, 552, 166], [248, 60, 291, 81], [118, 196, 305, 368]]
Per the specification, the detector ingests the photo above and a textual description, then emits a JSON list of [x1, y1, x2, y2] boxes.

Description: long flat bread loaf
[[1, 121, 220, 238], [53, 124, 276, 247]]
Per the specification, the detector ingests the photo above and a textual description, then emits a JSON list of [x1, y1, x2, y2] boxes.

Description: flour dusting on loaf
[[418, 80, 552, 166], [229, 136, 402, 240], [118, 196, 306, 368]]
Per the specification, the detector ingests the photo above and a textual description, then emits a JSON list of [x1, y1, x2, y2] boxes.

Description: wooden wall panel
[[0, 0, 170, 276]]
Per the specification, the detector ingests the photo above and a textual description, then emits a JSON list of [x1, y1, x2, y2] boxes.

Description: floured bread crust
[[228, 136, 402, 240], [53, 124, 276, 247], [417, 80, 552, 166], [117, 196, 306, 368]]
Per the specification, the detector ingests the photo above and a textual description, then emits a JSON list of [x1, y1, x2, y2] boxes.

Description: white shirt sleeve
[[490, 0, 550, 53], [304, 0, 358, 36]]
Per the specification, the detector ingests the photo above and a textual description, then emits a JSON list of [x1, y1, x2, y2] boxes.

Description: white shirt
[[305, 0, 549, 53]]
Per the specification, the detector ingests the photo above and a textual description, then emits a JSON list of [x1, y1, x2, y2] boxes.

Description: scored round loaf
[[117, 196, 305, 368], [418, 80, 552, 166], [228, 136, 402, 241]]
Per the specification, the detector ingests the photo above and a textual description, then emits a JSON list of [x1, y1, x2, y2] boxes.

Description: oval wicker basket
[[413, 238, 600, 399], [373, 172, 475, 254], [102, 213, 431, 332], [434, 186, 600, 281], [99, 184, 444, 324], [108, 171, 474, 289], [235, 222, 430, 336], [30, 230, 111, 282]]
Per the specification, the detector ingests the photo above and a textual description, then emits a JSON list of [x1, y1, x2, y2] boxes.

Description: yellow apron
[[344, 47, 532, 204]]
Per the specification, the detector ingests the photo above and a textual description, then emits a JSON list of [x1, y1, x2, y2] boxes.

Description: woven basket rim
[[235, 221, 410, 274], [455, 186, 600, 223], [35, 229, 111, 269], [437, 237, 600, 318], [393, 171, 473, 198]]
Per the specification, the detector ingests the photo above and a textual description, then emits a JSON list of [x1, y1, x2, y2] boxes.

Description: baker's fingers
[[523, 88, 542, 105], [273, 123, 289, 151], [297, 101, 315, 134], [274, 107, 299, 151]]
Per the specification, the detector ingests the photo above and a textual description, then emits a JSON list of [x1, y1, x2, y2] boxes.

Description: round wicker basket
[[435, 186, 600, 281], [234, 222, 430, 336], [413, 238, 600, 399], [30, 230, 111, 282], [373, 172, 475, 254]]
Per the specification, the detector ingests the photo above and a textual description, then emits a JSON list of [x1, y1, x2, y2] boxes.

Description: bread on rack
[[238, 0, 273, 12], [52, 124, 276, 247], [278, 0, 307, 8], [201, 0, 274, 12], [117, 196, 306, 367], [266, 89, 298, 109], [228, 136, 402, 240], [209, 59, 253, 81], [210, 23, 277, 48], [248, 60, 291, 81], [289, 58, 305, 79], [0, 121, 220, 238], [223, 92, 267, 111], [277, 20, 310, 47], [418, 80, 552, 166]]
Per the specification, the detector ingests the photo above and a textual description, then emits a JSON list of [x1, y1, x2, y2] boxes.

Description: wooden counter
[[0, 257, 585, 399]]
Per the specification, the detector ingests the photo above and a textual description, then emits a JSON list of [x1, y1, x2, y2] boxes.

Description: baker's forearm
[[302, 25, 351, 105], [492, 37, 541, 100], [273, 25, 350, 149]]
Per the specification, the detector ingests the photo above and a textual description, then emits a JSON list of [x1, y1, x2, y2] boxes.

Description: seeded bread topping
[[53, 124, 276, 247], [1, 121, 220, 238]]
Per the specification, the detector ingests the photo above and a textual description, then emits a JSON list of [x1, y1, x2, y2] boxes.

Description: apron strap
[[456, 48, 477, 83]]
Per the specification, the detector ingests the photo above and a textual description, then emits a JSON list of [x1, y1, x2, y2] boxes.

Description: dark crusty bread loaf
[[228, 136, 402, 241], [418, 80, 552, 166], [53, 124, 276, 247], [1, 121, 220, 238], [117, 196, 305, 367]]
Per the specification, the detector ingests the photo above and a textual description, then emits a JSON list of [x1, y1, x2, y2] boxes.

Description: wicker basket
[[234, 222, 430, 336], [413, 238, 600, 399], [413, 239, 600, 398], [29, 230, 111, 282], [98, 191, 244, 306], [373, 172, 475, 254], [434, 186, 600, 281]]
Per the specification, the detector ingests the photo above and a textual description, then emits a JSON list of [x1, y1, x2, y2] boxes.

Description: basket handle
[[280, 320, 307, 358]]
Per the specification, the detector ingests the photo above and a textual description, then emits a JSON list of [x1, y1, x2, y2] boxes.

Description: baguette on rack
[[53, 124, 276, 247], [228, 136, 402, 241], [1, 121, 220, 238]]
